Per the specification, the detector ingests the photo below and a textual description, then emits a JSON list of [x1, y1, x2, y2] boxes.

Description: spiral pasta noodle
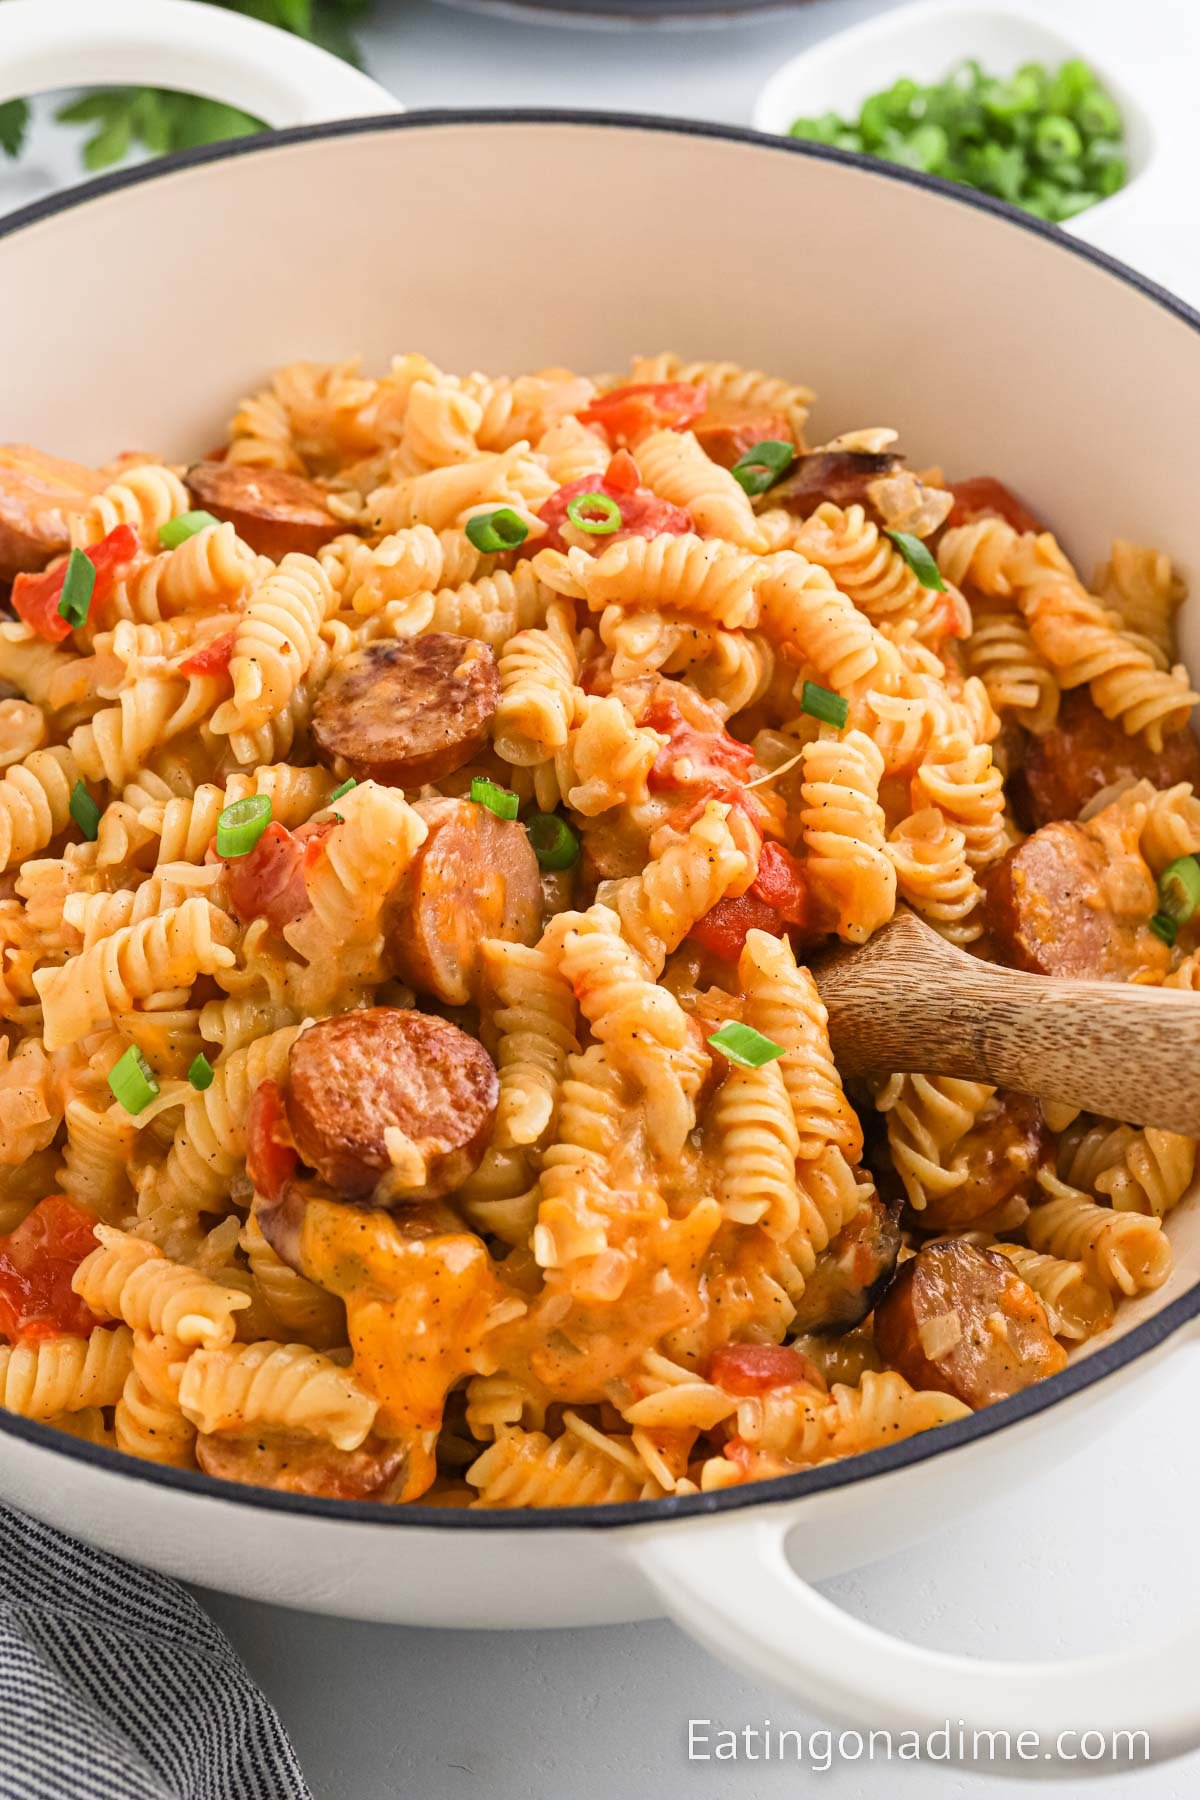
[[799, 730, 895, 943]]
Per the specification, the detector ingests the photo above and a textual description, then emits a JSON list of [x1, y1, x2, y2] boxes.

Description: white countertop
[[4, 2, 1200, 1794]]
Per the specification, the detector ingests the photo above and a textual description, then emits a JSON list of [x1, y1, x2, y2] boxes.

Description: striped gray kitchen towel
[[0, 1506, 310, 1800]]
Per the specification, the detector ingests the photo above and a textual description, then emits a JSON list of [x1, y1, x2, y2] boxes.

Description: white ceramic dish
[[753, 0, 1157, 266], [2, 0, 1200, 1767]]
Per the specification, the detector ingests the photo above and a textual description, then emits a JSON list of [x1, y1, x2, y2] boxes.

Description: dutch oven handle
[[629, 1324, 1200, 1774], [0, 0, 398, 127]]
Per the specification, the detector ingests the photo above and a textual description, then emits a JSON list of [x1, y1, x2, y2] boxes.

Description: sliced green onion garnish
[[465, 508, 529, 554], [799, 681, 849, 730], [730, 439, 795, 498], [887, 530, 947, 591], [69, 780, 101, 842], [215, 793, 272, 858], [328, 777, 357, 804], [470, 776, 519, 822], [187, 1052, 215, 1091], [708, 1022, 786, 1069], [158, 510, 220, 549], [1159, 856, 1200, 925], [566, 493, 622, 536], [527, 811, 580, 872], [1150, 912, 1178, 947], [56, 548, 96, 630], [108, 1045, 159, 1115]]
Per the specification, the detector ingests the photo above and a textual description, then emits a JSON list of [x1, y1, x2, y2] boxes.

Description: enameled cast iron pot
[[2, 0, 1200, 1765]]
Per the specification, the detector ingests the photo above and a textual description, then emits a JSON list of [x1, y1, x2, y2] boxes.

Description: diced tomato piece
[[245, 1079, 298, 1204], [0, 1195, 102, 1344], [178, 629, 236, 678], [535, 472, 693, 554], [577, 381, 708, 447], [689, 842, 809, 960], [947, 477, 1043, 535], [748, 840, 808, 928], [11, 523, 139, 642], [602, 448, 641, 495], [689, 889, 786, 961], [710, 1343, 826, 1396], [644, 696, 756, 794], [221, 818, 333, 931]]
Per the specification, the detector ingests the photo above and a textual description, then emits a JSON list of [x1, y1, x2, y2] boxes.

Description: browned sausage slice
[[874, 1239, 1066, 1407], [387, 798, 542, 1006], [767, 449, 902, 518], [312, 637, 500, 789], [185, 460, 339, 560], [0, 444, 106, 580], [916, 1093, 1048, 1232], [1023, 690, 1200, 826], [789, 1186, 902, 1336], [286, 1008, 499, 1200], [196, 1429, 409, 1500], [984, 815, 1169, 983], [692, 398, 793, 471]]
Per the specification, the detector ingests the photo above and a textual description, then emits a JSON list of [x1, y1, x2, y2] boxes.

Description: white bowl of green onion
[[754, 0, 1154, 256]]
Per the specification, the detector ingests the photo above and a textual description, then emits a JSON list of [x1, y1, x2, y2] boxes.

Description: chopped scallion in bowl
[[789, 57, 1127, 224]]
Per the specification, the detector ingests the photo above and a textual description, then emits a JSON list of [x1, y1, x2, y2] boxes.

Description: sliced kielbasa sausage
[[312, 637, 500, 789], [285, 1008, 499, 1200], [185, 461, 340, 560], [692, 398, 794, 472], [768, 449, 901, 518], [984, 816, 1169, 983], [915, 1093, 1048, 1233], [387, 798, 542, 1006], [0, 444, 105, 580], [1022, 690, 1200, 827], [196, 1430, 409, 1500], [789, 1187, 902, 1337], [874, 1239, 1066, 1408]]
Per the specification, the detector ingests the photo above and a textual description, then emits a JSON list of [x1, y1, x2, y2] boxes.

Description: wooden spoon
[[808, 907, 1200, 1135]]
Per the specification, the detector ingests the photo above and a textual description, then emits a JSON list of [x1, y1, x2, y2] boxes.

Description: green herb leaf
[[69, 782, 101, 842], [708, 1022, 786, 1069], [0, 100, 30, 160], [886, 530, 947, 591], [470, 777, 520, 822], [799, 681, 849, 730]]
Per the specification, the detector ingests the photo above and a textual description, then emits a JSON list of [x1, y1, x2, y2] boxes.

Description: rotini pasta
[[0, 345, 1189, 1512]]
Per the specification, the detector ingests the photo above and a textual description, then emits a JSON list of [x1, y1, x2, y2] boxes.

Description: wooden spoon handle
[[811, 912, 1200, 1135]]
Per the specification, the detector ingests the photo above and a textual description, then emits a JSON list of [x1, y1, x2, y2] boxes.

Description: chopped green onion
[[108, 1045, 159, 1115], [566, 493, 622, 536], [56, 548, 95, 630], [465, 508, 529, 554], [527, 811, 580, 872], [1150, 912, 1178, 948], [328, 777, 357, 804], [1159, 856, 1200, 925], [708, 1022, 786, 1069], [787, 57, 1126, 223], [730, 439, 795, 498], [887, 529, 947, 591], [799, 681, 849, 730], [215, 793, 272, 858], [157, 510, 220, 549], [187, 1053, 215, 1092], [69, 780, 101, 842], [470, 776, 519, 822]]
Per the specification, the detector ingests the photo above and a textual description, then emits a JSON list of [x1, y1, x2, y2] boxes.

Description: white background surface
[[3, 1, 1200, 1795]]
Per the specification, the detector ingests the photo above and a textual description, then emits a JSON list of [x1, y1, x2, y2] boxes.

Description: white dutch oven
[[2, 0, 1200, 1766]]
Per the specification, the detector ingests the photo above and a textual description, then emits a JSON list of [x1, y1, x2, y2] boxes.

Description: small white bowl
[[752, 0, 1155, 256]]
